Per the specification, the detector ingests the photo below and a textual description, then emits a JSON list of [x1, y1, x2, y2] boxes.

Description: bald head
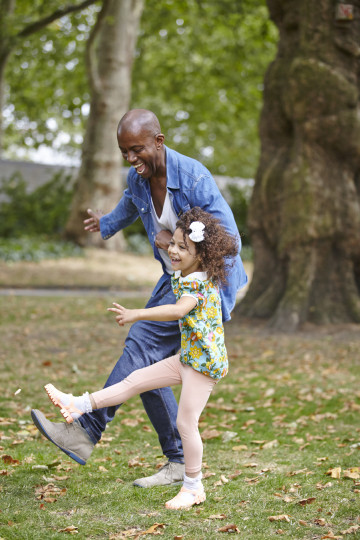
[[118, 109, 161, 138], [117, 109, 166, 179]]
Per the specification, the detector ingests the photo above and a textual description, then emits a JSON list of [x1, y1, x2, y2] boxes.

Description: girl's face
[[168, 228, 201, 277]]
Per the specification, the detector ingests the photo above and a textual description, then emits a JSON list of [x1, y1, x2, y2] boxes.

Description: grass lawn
[[0, 267, 359, 538]]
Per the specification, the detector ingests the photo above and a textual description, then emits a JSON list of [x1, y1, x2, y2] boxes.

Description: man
[[31, 109, 247, 488]]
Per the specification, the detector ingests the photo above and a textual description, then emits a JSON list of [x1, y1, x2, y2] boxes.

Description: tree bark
[[65, 0, 144, 249], [236, 0, 360, 331]]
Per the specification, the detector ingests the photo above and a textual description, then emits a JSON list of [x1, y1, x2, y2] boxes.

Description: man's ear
[[155, 133, 165, 149]]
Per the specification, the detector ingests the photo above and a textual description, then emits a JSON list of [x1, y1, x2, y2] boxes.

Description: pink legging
[[91, 354, 217, 475]]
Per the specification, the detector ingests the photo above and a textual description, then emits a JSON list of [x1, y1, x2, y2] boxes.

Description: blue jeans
[[79, 276, 184, 463]]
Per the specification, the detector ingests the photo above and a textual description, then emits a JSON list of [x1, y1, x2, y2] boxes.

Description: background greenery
[[0, 171, 252, 260], [3, 0, 277, 177]]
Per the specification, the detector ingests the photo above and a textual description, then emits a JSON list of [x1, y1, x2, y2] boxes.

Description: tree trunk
[[65, 0, 144, 248], [236, 0, 360, 331]]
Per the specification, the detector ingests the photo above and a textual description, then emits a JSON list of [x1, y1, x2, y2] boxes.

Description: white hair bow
[[189, 221, 205, 242]]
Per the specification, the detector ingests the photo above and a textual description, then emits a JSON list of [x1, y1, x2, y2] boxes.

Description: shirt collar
[[174, 270, 208, 281], [165, 146, 180, 189]]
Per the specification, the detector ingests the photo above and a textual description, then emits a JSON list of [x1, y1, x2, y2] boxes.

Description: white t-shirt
[[151, 191, 178, 274]]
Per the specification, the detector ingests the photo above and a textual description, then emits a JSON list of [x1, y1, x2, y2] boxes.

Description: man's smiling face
[[118, 128, 163, 179]]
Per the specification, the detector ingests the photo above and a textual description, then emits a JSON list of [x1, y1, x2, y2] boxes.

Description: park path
[[0, 287, 152, 298], [0, 287, 248, 299]]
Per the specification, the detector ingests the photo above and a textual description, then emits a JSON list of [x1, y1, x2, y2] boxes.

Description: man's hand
[[84, 208, 103, 233], [108, 302, 139, 326], [154, 229, 172, 250]]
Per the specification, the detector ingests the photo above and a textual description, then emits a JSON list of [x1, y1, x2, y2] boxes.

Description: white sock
[[183, 472, 202, 491], [73, 392, 93, 415], [55, 388, 93, 415]]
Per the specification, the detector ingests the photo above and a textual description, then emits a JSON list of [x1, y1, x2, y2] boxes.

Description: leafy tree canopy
[[132, 0, 278, 176], [3, 0, 277, 177], [3, 1, 101, 160]]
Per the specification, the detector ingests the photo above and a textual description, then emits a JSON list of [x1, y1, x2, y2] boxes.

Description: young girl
[[43, 207, 238, 510]]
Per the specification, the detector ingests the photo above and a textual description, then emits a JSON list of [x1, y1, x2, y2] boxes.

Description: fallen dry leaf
[[128, 458, 147, 468], [121, 418, 140, 427], [201, 429, 221, 440], [320, 532, 343, 539], [228, 470, 242, 479], [217, 524, 240, 533], [137, 523, 165, 537], [203, 471, 216, 478], [57, 525, 78, 534], [268, 515, 291, 523], [326, 467, 341, 479], [341, 525, 360, 535], [35, 483, 66, 503], [109, 529, 140, 539], [1, 454, 20, 465], [209, 514, 227, 520], [286, 468, 308, 477], [314, 519, 327, 526], [299, 520, 308, 526], [262, 439, 278, 449], [316, 482, 333, 490], [298, 497, 316, 506], [343, 468, 360, 480], [232, 445, 247, 451], [244, 476, 261, 484]]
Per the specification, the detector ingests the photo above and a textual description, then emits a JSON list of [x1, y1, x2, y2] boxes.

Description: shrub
[[0, 171, 74, 238]]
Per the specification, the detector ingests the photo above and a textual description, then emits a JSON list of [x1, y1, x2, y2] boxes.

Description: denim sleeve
[[189, 175, 248, 321], [99, 186, 139, 240], [190, 175, 241, 243]]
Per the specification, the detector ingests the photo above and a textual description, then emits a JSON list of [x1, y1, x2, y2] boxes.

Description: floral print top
[[171, 271, 228, 380]]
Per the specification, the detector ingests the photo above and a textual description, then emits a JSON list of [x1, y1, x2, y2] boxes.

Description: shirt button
[[141, 207, 144, 211]]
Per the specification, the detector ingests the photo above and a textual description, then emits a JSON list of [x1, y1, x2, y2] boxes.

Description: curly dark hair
[[176, 207, 239, 285]]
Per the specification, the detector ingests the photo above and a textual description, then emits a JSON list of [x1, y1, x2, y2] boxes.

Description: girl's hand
[[107, 302, 137, 326]]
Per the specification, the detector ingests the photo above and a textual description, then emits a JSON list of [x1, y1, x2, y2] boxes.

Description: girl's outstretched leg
[[44, 354, 182, 424]]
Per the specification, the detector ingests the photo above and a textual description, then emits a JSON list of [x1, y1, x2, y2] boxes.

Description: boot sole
[[133, 479, 183, 488], [31, 409, 86, 465]]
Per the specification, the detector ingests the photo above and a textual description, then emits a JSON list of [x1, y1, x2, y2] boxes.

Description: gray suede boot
[[31, 409, 94, 465], [133, 462, 185, 488]]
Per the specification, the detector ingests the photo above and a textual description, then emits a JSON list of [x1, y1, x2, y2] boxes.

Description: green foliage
[[132, 0, 278, 177], [0, 171, 74, 237], [3, 1, 277, 177], [3, 2, 101, 158], [0, 236, 83, 262]]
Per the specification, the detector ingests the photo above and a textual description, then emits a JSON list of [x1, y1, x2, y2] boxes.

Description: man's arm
[[108, 296, 197, 326]]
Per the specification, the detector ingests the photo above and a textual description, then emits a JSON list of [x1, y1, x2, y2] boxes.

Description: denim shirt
[[100, 146, 248, 322]]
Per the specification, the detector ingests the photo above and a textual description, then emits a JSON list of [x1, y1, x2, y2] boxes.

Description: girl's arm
[[108, 296, 197, 326]]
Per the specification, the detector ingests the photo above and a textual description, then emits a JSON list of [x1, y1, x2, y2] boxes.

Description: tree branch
[[17, 0, 99, 39], [85, 0, 110, 95]]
